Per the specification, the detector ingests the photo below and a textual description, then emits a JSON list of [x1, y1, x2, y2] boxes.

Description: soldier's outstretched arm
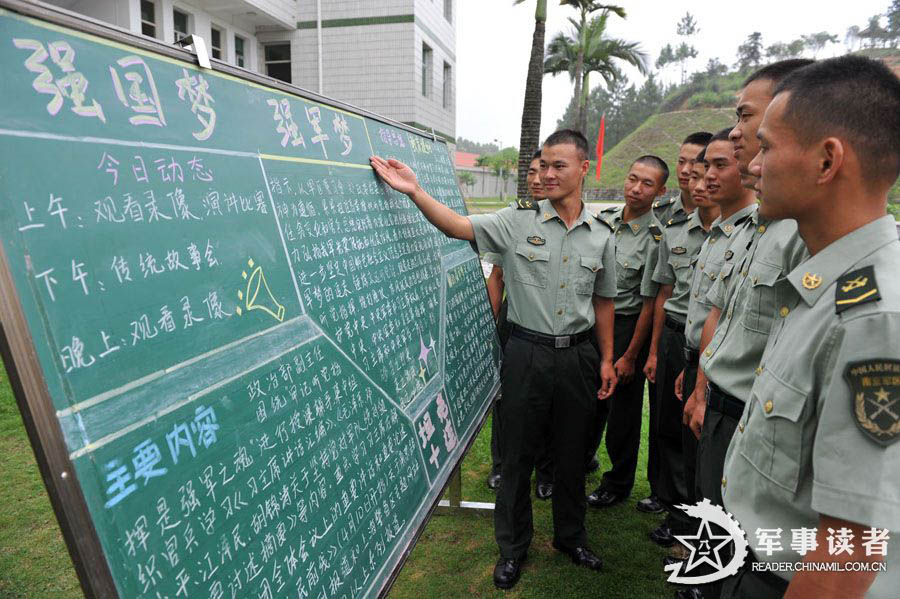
[[370, 156, 474, 241]]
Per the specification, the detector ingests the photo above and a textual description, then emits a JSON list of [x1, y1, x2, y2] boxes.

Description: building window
[[173, 8, 190, 42], [210, 26, 223, 60], [234, 35, 246, 68], [265, 43, 291, 83], [421, 43, 432, 97], [443, 62, 452, 109], [140, 0, 156, 38], [444, 0, 452, 22]]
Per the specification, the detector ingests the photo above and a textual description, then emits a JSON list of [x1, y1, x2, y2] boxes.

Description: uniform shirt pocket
[[615, 255, 642, 292], [740, 261, 782, 334], [740, 370, 809, 493], [513, 243, 551, 288], [576, 255, 603, 294]]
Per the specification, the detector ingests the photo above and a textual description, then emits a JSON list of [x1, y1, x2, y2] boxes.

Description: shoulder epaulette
[[592, 213, 614, 230], [600, 205, 618, 213], [835, 265, 881, 314], [653, 197, 675, 210], [664, 212, 689, 228], [516, 198, 538, 210], [648, 224, 662, 242], [734, 214, 752, 227]]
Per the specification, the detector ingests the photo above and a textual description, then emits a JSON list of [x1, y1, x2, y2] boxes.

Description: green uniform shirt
[[469, 199, 617, 335], [599, 206, 662, 315], [683, 204, 757, 349], [651, 209, 710, 323], [483, 252, 502, 266], [723, 216, 900, 591], [700, 218, 809, 400]]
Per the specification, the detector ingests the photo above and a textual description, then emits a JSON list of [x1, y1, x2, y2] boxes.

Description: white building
[[43, 0, 456, 141]]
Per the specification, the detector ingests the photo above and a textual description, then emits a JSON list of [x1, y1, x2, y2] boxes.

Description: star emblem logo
[[674, 519, 733, 573]]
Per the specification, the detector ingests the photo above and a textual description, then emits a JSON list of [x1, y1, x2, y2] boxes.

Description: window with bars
[[172, 8, 190, 42], [421, 43, 432, 97], [210, 26, 223, 60], [140, 0, 156, 38], [265, 43, 291, 83], [234, 35, 246, 68]]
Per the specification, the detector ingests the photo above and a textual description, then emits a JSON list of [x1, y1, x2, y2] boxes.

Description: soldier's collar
[[786, 216, 898, 307], [539, 199, 594, 229], [712, 204, 758, 238], [621, 207, 654, 234], [685, 209, 706, 231]]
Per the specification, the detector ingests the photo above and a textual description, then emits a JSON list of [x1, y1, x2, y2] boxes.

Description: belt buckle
[[555, 335, 571, 349]]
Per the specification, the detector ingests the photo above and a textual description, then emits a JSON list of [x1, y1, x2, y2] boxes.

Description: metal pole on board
[[435, 466, 494, 515]]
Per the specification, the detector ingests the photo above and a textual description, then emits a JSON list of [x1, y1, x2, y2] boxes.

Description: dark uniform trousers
[[589, 312, 649, 496], [494, 331, 599, 559], [695, 383, 745, 599], [720, 550, 789, 598], [681, 358, 699, 509], [653, 315, 691, 534], [490, 300, 552, 485]]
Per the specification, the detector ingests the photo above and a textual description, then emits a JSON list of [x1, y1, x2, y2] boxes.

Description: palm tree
[[545, 13, 648, 134], [559, 1, 625, 134], [513, 0, 547, 200]]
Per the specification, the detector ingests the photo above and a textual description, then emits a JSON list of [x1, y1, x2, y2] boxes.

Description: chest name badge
[[672, 246, 687, 255], [845, 360, 900, 446], [527, 236, 546, 246]]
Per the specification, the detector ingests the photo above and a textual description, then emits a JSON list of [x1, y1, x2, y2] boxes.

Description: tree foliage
[[736, 31, 763, 71]]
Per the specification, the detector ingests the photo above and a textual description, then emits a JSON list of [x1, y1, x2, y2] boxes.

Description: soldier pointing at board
[[370, 129, 618, 591]]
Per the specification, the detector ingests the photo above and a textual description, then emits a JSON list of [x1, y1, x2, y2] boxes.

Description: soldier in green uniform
[[485, 150, 553, 499], [370, 129, 618, 591], [585, 156, 667, 508], [652, 132, 712, 224], [644, 143, 719, 547], [638, 132, 713, 515], [721, 55, 900, 598]]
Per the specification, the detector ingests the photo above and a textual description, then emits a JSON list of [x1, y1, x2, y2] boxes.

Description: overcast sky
[[455, 0, 889, 148]]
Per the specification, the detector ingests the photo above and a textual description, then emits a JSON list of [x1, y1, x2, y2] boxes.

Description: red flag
[[595, 114, 606, 181]]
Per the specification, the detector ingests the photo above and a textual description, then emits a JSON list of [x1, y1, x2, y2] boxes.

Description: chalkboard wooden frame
[[0, 1, 499, 597]]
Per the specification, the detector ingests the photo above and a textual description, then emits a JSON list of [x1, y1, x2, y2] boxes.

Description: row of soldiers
[[370, 54, 900, 597]]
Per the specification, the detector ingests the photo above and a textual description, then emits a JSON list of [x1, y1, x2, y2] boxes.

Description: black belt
[[707, 382, 745, 420], [683, 347, 699, 367], [664, 315, 684, 332], [510, 324, 592, 349]]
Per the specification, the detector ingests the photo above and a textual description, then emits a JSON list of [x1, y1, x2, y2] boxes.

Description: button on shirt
[[602, 206, 661, 315], [652, 210, 710, 323], [722, 216, 900, 591], [700, 218, 809, 400], [469, 199, 617, 335], [684, 204, 757, 350]]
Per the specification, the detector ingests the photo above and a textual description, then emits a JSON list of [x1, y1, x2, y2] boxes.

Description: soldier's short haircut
[[532, 148, 543, 160], [743, 58, 814, 89], [632, 155, 669, 185], [709, 127, 733, 144], [774, 55, 900, 186], [682, 131, 713, 147], [695, 148, 708, 166], [543, 129, 589, 160]]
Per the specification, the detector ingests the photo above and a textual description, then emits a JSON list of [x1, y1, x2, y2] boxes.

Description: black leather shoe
[[493, 557, 523, 589], [662, 555, 684, 569], [585, 458, 600, 473], [650, 524, 675, 547], [487, 472, 502, 490], [586, 487, 625, 508], [535, 482, 553, 500], [552, 542, 603, 571], [636, 495, 665, 514], [674, 588, 704, 599]]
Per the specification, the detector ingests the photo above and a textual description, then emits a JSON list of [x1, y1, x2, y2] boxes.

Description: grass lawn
[[0, 363, 673, 598]]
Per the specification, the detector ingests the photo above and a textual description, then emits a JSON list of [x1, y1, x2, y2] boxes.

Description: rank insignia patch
[[845, 360, 900, 446], [516, 198, 538, 210], [527, 235, 546, 246], [648, 224, 662, 242], [672, 246, 687, 255], [835, 265, 880, 314]]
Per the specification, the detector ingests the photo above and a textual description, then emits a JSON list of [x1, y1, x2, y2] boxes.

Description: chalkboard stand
[[435, 466, 495, 515]]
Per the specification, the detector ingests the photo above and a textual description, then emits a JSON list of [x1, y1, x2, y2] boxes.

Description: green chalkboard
[[0, 2, 500, 597]]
